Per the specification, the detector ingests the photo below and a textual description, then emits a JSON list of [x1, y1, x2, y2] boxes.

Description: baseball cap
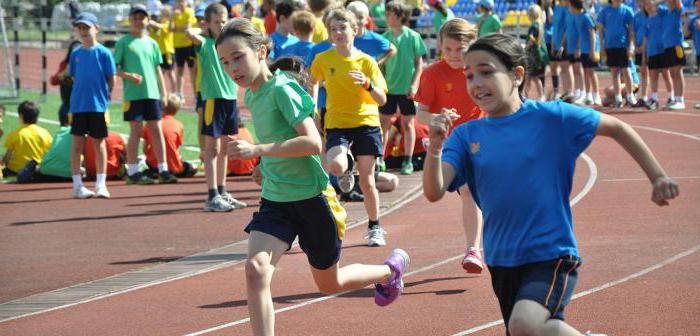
[[129, 4, 150, 17], [73, 12, 98, 27], [479, 0, 494, 10]]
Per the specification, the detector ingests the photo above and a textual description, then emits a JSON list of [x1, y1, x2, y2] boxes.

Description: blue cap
[[73, 12, 98, 27], [129, 4, 150, 17], [479, 0, 494, 11], [195, 3, 207, 17]]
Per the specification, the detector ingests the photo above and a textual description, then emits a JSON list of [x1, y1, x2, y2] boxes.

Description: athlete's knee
[[508, 316, 543, 336], [245, 258, 272, 287], [358, 175, 376, 192]]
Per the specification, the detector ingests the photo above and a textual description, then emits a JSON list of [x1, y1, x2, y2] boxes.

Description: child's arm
[[156, 66, 168, 107], [596, 113, 679, 205], [588, 27, 596, 61], [348, 70, 387, 105], [627, 24, 634, 58], [597, 23, 605, 59], [409, 55, 423, 99], [116, 65, 143, 85], [376, 44, 396, 68], [559, 32, 567, 57], [228, 117, 322, 159], [423, 110, 459, 202], [185, 27, 205, 46]]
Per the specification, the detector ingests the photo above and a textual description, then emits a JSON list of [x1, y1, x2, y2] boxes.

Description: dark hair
[[18, 101, 40, 124], [205, 3, 228, 22], [276, 1, 303, 23], [309, 0, 332, 12], [385, 1, 411, 24], [569, 0, 583, 10], [270, 56, 310, 89], [465, 33, 528, 97], [216, 18, 273, 57]]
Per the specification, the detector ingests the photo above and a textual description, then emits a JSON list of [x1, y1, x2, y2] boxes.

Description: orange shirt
[[414, 60, 483, 131], [383, 116, 429, 158], [228, 127, 259, 175], [264, 11, 277, 36], [85, 131, 125, 178], [143, 115, 184, 174]]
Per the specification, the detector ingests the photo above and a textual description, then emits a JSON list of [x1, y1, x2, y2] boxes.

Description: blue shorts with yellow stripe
[[123, 99, 162, 122], [201, 98, 238, 138], [245, 185, 346, 270], [488, 255, 581, 327]]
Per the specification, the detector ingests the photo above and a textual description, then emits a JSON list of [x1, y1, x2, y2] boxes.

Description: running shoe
[[220, 191, 248, 209], [668, 101, 685, 110], [126, 171, 155, 185], [400, 161, 414, 175], [366, 227, 387, 247], [461, 247, 484, 274], [645, 99, 658, 111], [73, 186, 95, 199], [374, 248, 410, 307], [158, 171, 178, 184], [94, 186, 111, 199], [204, 195, 235, 212], [338, 151, 356, 194]]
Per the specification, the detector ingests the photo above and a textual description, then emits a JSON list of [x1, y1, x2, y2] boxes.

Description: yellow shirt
[[149, 18, 175, 55], [312, 17, 328, 43], [251, 16, 266, 36], [3, 124, 53, 172], [310, 48, 387, 129], [173, 7, 197, 48]]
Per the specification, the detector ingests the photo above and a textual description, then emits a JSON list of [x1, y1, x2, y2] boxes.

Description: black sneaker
[[126, 171, 155, 185], [645, 99, 658, 111], [158, 171, 178, 184], [631, 98, 647, 108], [341, 190, 365, 202]]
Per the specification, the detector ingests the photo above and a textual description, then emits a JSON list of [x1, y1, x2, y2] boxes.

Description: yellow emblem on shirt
[[471, 142, 480, 154]]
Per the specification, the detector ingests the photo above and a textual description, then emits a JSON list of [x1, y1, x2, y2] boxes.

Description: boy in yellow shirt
[[2, 101, 53, 177], [172, 0, 197, 103], [148, 5, 176, 93]]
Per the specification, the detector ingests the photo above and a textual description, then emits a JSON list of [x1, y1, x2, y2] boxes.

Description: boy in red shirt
[[85, 131, 126, 179], [143, 94, 196, 178]]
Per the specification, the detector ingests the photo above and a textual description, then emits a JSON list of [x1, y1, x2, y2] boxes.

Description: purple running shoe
[[374, 248, 410, 306]]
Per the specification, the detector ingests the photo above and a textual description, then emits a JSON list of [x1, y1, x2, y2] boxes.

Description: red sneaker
[[461, 247, 483, 274]]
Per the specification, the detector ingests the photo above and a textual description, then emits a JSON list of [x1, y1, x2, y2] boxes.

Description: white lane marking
[[449, 245, 700, 336], [183, 154, 599, 336], [659, 111, 700, 117], [632, 125, 700, 141], [600, 176, 700, 182]]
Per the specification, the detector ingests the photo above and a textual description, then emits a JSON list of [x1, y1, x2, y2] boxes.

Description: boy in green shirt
[[186, 3, 247, 212], [477, 0, 502, 37], [381, 1, 426, 175], [115, 4, 176, 185]]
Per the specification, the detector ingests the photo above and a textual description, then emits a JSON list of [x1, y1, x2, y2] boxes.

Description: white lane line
[[449, 244, 700, 336], [183, 154, 599, 336], [450, 125, 700, 336], [659, 111, 700, 117], [5, 111, 201, 153], [600, 176, 700, 182]]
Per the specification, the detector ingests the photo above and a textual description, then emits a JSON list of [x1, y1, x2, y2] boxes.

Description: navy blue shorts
[[634, 53, 644, 66], [664, 46, 685, 67], [605, 48, 628, 68], [123, 99, 162, 122], [201, 98, 239, 138], [579, 53, 599, 69], [245, 189, 346, 270], [160, 53, 174, 71], [566, 53, 581, 63], [325, 126, 383, 157], [379, 94, 417, 116], [71, 112, 108, 138], [174, 46, 195, 68], [488, 255, 581, 327], [648, 53, 667, 70]]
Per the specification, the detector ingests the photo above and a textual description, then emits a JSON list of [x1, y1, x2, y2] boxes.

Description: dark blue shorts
[[664, 46, 685, 67], [201, 98, 239, 138], [325, 126, 383, 157], [160, 53, 174, 71], [566, 53, 581, 63], [580, 53, 599, 69], [195, 92, 204, 111], [379, 94, 417, 116], [174, 46, 195, 68], [605, 48, 629, 68], [123, 99, 162, 122], [488, 255, 581, 327], [71, 112, 108, 138], [245, 188, 346, 270]]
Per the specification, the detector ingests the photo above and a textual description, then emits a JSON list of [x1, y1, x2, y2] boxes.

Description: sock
[[668, 91, 674, 100], [575, 89, 582, 98], [593, 92, 600, 101], [676, 96, 684, 103], [72, 175, 83, 190], [96, 174, 107, 188], [157, 162, 168, 173], [208, 188, 219, 201], [614, 94, 623, 103], [127, 163, 139, 176], [586, 92, 593, 101], [651, 92, 658, 101], [217, 185, 226, 195], [552, 75, 559, 89], [627, 93, 637, 105], [368, 220, 379, 230]]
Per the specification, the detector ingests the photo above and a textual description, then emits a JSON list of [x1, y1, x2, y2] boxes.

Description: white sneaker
[[668, 101, 685, 110], [95, 186, 111, 199], [593, 96, 603, 106], [73, 186, 95, 199], [220, 191, 247, 209], [365, 227, 387, 247], [338, 150, 356, 194], [204, 195, 235, 212]]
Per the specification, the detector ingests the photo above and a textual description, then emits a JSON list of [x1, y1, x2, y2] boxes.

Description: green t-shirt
[[114, 34, 163, 101], [479, 14, 502, 37], [433, 8, 455, 36], [382, 26, 427, 95], [39, 126, 72, 178], [244, 70, 329, 202], [194, 37, 237, 100]]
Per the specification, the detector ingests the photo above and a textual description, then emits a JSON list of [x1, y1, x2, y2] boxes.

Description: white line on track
[[184, 154, 599, 336], [660, 111, 700, 117], [632, 125, 700, 141], [600, 176, 700, 182]]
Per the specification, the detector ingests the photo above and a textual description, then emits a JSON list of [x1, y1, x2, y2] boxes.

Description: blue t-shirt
[[68, 44, 116, 113], [662, 6, 684, 48], [354, 30, 392, 61], [597, 4, 634, 49], [552, 5, 568, 50], [279, 40, 316, 67], [689, 15, 700, 53], [306, 40, 334, 109], [578, 12, 597, 54], [545, 18, 553, 44], [633, 11, 647, 49], [565, 11, 580, 53], [269, 32, 299, 60], [442, 100, 600, 267], [645, 10, 666, 56]]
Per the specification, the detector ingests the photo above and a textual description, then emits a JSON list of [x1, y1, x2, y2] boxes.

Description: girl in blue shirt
[[551, 0, 574, 100], [423, 33, 678, 335], [662, 0, 686, 110], [641, 0, 675, 111], [632, 0, 650, 107]]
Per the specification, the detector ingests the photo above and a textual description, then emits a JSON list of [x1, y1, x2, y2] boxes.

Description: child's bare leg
[[126, 121, 144, 165], [92, 137, 107, 175], [639, 65, 648, 99], [188, 64, 197, 101], [146, 120, 167, 167], [310, 262, 391, 295], [176, 65, 185, 95], [71, 135, 86, 176], [459, 185, 483, 250], [671, 65, 684, 97], [650, 69, 659, 94], [379, 113, 393, 155], [611, 67, 621, 97], [591, 71, 599, 97], [203, 135, 219, 191], [197, 106, 204, 161], [217, 136, 230, 188], [509, 300, 583, 336], [357, 155, 379, 221], [164, 69, 176, 94], [325, 145, 349, 176], [401, 114, 415, 159], [661, 69, 673, 99], [246, 231, 289, 336], [560, 61, 572, 93]]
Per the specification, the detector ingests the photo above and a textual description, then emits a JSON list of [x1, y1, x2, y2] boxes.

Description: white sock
[[626, 93, 637, 104], [158, 162, 169, 173], [127, 164, 139, 176], [72, 175, 83, 190], [586, 92, 593, 101], [675, 96, 684, 103], [594, 92, 601, 100], [651, 92, 658, 101], [96, 174, 107, 189], [668, 91, 674, 100]]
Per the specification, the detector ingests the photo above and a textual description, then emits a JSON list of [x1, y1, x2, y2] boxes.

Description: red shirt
[[143, 115, 184, 174], [264, 11, 277, 36], [383, 116, 429, 158], [85, 131, 125, 178], [228, 127, 259, 175], [414, 60, 483, 131]]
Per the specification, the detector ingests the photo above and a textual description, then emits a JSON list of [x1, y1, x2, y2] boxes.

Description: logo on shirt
[[470, 142, 480, 154], [445, 83, 453, 92], [330, 67, 335, 76]]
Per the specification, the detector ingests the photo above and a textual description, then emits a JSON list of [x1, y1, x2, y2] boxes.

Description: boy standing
[[187, 3, 247, 211], [597, 0, 636, 107], [67, 13, 116, 198], [662, 0, 685, 110], [280, 10, 317, 66], [2, 101, 53, 177], [115, 5, 177, 185], [269, 1, 301, 60], [381, 1, 426, 175]]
